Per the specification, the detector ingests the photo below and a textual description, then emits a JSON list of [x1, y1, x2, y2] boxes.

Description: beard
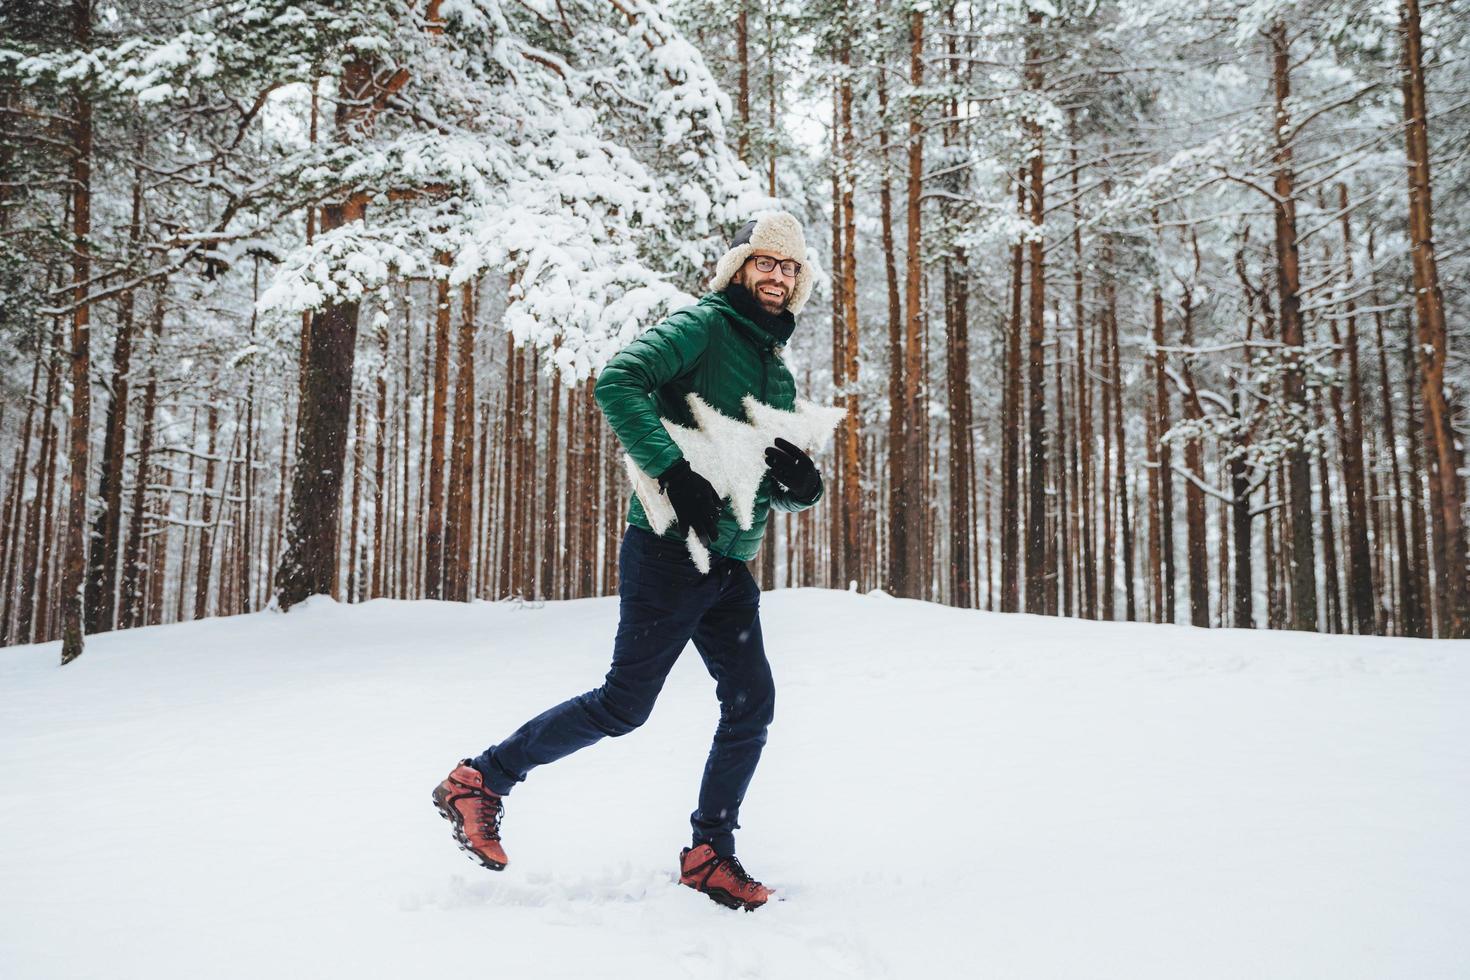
[[737, 269, 789, 315]]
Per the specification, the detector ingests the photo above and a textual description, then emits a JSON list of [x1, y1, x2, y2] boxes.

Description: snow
[[2, 592, 1468, 979]]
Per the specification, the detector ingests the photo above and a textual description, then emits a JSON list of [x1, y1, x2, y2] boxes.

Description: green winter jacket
[[593, 289, 823, 561]]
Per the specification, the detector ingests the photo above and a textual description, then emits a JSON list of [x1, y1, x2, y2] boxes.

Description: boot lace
[[720, 855, 762, 891], [475, 791, 503, 840]]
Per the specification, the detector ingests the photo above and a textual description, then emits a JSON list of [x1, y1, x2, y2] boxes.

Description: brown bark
[[119, 298, 162, 630], [1177, 286, 1209, 628], [945, 254, 974, 610], [1269, 20, 1318, 632], [541, 358, 561, 599], [1070, 134, 1095, 619], [1001, 178, 1024, 613], [521, 347, 540, 595], [830, 82, 845, 590], [1369, 233, 1424, 636], [1150, 229, 1175, 623], [400, 301, 414, 596], [877, 60, 905, 597], [580, 382, 598, 597], [899, 8, 925, 599], [839, 43, 862, 592], [194, 405, 220, 620], [1230, 389, 1254, 628], [84, 157, 144, 634], [1332, 184, 1377, 633], [1106, 228, 1136, 621], [276, 195, 364, 611], [1023, 13, 1047, 616], [1314, 402, 1344, 633], [347, 401, 366, 600], [34, 385, 61, 642], [1053, 299, 1069, 616], [371, 313, 389, 598], [1401, 0, 1468, 636], [445, 280, 477, 601], [498, 336, 519, 597], [1402, 318, 1435, 634], [424, 260, 452, 599], [59, 0, 93, 664]]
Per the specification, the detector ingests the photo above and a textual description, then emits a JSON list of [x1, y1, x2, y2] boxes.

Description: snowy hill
[[3, 591, 1468, 979]]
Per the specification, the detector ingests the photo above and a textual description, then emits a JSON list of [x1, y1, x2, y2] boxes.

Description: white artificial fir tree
[[625, 394, 846, 572]]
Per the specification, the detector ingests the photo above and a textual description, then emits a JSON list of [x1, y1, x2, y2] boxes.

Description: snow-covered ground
[[3, 590, 1468, 979]]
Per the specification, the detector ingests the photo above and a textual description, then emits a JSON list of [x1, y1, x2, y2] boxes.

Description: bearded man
[[433, 212, 824, 912]]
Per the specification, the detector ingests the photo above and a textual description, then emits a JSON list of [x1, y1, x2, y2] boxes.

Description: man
[[432, 212, 825, 912]]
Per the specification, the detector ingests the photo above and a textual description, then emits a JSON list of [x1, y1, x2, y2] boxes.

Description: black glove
[[657, 458, 723, 545], [765, 437, 822, 503]]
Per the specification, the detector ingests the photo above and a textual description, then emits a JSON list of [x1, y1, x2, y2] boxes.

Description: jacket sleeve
[[767, 472, 824, 513], [593, 308, 712, 479]]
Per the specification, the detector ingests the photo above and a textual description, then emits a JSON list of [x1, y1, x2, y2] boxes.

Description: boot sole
[[431, 788, 507, 872], [679, 879, 766, 912]]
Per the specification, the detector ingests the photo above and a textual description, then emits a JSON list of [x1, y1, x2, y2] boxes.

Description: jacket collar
[[703, 285, 795, 353]]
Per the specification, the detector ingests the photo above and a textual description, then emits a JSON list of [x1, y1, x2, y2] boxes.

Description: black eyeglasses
[[749, 255, 801, 278]]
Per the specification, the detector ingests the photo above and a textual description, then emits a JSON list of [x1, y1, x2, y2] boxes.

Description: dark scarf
[[724, 281, 795, 338]]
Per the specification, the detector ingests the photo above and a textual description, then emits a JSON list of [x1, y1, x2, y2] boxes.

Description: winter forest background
[[3, 0, 1469, 663]]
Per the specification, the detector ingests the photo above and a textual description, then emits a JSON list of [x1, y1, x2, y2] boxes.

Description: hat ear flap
[[787, 265, 814, 315], [707, 243, 753, 294]]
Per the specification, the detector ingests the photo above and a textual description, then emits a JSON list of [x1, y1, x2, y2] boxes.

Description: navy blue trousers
[[471, 525, 774, 858]]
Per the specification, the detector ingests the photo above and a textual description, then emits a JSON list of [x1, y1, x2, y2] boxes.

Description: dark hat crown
[[730, 220, 757, 249]]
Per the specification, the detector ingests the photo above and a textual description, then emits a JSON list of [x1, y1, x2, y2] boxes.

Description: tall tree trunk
[[1001, 179, 1024, 613], [347, 401, 365, 600], [1070, 129, 1096, 620], [1370, 233, 1424, 636], [371, 312, 389, 598], [1314, 402, 1344, 633], [1109, 264, 1136, 621], [1402, 318, 1435, 634], [84, 155, 143, 635], [1401, 0, 1468, 636], [897, 8, 925, 599], [276, 22, 424, 609], [31, 369, 61, 643], [839, 40, 862, 592], [1269, 20, 1319, 632], [1023, 12, 1047, 615], [59, 0, 93, 664], [1230, 388, 1254, 628], [878, 56, 904, 596], [1151, 234, 1175, 623], [194, 404, 219, 620], [829, 82, 846, 590], [424, 260, 452, 599], [541, 358, 561, 599], [1332, 184, 1377, 633], [1179, 302, 1209, 628], [445, 279, 477, 601], [120, 298, 162, 629]]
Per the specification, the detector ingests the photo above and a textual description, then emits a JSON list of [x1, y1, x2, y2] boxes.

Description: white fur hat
[[706, 211, 814, 316]]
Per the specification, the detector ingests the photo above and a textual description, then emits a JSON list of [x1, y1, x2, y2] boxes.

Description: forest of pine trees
[[4, 0, 1470, 664]]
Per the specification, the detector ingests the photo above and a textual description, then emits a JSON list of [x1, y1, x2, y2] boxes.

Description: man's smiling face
[[734, 251, 797, 316]]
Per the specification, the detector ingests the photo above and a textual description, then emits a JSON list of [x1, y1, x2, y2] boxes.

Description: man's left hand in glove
[[764, 437, 822, 504]]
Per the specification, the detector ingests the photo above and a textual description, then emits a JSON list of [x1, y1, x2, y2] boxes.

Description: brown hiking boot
[[432, 761, 508, 871], [679, 844, 772, 911]]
